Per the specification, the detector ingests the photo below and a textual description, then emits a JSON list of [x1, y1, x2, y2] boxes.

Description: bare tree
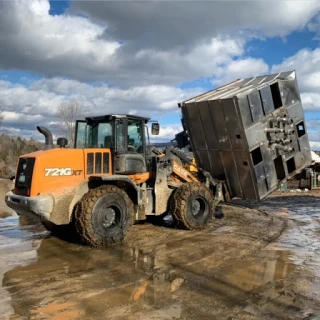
[[57, 99, 84, 146]]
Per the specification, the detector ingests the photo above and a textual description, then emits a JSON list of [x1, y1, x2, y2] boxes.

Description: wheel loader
[[5, 70, 312, 246], [5, 114, 223, 246]]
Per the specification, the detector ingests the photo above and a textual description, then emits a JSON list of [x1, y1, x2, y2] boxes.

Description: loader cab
[[74, 114, 158, 175]]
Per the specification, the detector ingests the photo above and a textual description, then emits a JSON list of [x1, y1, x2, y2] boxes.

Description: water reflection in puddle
[[0, 217, 187, 319], [224, 250, 296, 292], [258, 197, 320, 263], [0, 218, 301, 320], [0, 217, 48, 319]]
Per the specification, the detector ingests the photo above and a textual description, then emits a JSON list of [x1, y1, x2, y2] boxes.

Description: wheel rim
[[103, 207, 116, 228], [189, 197, 207, 218], [94, 200, 123, 236]]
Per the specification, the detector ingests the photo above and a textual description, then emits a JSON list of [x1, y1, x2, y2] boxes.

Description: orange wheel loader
[[5, 114, 223, 246]]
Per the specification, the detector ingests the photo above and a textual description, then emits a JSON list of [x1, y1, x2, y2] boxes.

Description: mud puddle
[[255, 195, 320, 258], [1, 193, 320, 319], [0, 217, 48, 319], [235, 193, 320, 317]]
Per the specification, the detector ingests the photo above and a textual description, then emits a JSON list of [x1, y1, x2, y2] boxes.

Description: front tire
[[171, 182, 215, 230], [75, 185, 134, 246]]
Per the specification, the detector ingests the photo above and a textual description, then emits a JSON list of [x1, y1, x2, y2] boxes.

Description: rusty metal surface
[[179, 71, 312, 201]]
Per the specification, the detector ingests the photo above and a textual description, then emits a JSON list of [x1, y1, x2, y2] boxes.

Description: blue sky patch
[[49, 0, 70, 16], [247, 29, 319, 66], [0, 70, 43, 85]]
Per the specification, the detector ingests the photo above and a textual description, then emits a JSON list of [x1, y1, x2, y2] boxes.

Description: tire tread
[[75, 185, 134, 246]]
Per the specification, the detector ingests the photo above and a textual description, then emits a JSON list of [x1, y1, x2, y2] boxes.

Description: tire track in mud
[[123, 204, 292, 319], [150, 198, 320, 320], [125, 201, 287, 284], [127, 204, 287, 272], [233, 193, 320, 320]]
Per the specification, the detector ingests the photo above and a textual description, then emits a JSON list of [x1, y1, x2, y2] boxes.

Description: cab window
[[127, 119, 144, 153], [75, 122, 87, 148], [75, 121, 113, 148]]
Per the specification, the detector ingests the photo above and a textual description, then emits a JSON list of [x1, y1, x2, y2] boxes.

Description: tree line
[[0, 135, 43, 178], [0, 100, 83, 178]]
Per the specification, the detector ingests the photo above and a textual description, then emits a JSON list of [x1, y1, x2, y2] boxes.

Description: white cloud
[[1, 1, 320, 87], [151, 123, 183, 142], [0, 77, 201, 139], [0, 0, 120, 81], [271, 48, 320, 111], [2, 111, 44, 124], [1, 0, 320, 146], [72, 1, 320, 44], [29, 0, 50, 15], [0, 80, 64, 117], [301, 129, 320, 150], [212, 57, 269, 85], [310, 141, 320, 150], [300, 93, 320, 111], [0, 126, 44, 141]]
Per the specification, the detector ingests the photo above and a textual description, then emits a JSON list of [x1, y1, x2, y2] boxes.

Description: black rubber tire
[[75, 185, 134, 246], [41, 220, 57, 233], [171, 182, 215, 230], [41, 204, 81, 242]]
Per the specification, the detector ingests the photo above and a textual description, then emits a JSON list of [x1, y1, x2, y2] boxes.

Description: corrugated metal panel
[[180, 70, 312, 200], [183, 71, 296, 103]]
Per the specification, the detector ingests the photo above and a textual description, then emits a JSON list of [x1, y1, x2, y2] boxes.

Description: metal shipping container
[[179, 70, 312, 200]]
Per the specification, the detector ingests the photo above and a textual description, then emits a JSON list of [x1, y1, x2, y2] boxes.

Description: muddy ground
[[0, 180, 320, 320]]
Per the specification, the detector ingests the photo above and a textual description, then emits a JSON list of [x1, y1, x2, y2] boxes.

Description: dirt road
[[0, 180, 320, 319]]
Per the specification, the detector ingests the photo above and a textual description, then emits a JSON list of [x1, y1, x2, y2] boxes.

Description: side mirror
[[151, 122, 160, 135]]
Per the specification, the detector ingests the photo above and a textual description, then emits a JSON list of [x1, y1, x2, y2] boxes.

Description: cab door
[[113, 118, 147, 175]]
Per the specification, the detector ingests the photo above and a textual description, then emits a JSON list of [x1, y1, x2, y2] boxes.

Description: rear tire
[[171, 182, 215, 230], [75, 185, 134, 246]]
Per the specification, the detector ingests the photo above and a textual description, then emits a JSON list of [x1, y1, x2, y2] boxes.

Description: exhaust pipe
[[37, 126, 54, 150]]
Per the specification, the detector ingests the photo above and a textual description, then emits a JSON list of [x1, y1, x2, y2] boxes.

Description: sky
[[1, 1, 320, 148]]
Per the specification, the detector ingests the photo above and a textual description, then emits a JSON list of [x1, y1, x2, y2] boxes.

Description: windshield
[[75, 121, 113, 148]]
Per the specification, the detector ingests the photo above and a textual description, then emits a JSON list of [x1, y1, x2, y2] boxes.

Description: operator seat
[[127, 135, 136, 152]]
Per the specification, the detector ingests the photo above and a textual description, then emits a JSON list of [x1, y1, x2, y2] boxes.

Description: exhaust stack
[[37, 126, 54, 150]]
